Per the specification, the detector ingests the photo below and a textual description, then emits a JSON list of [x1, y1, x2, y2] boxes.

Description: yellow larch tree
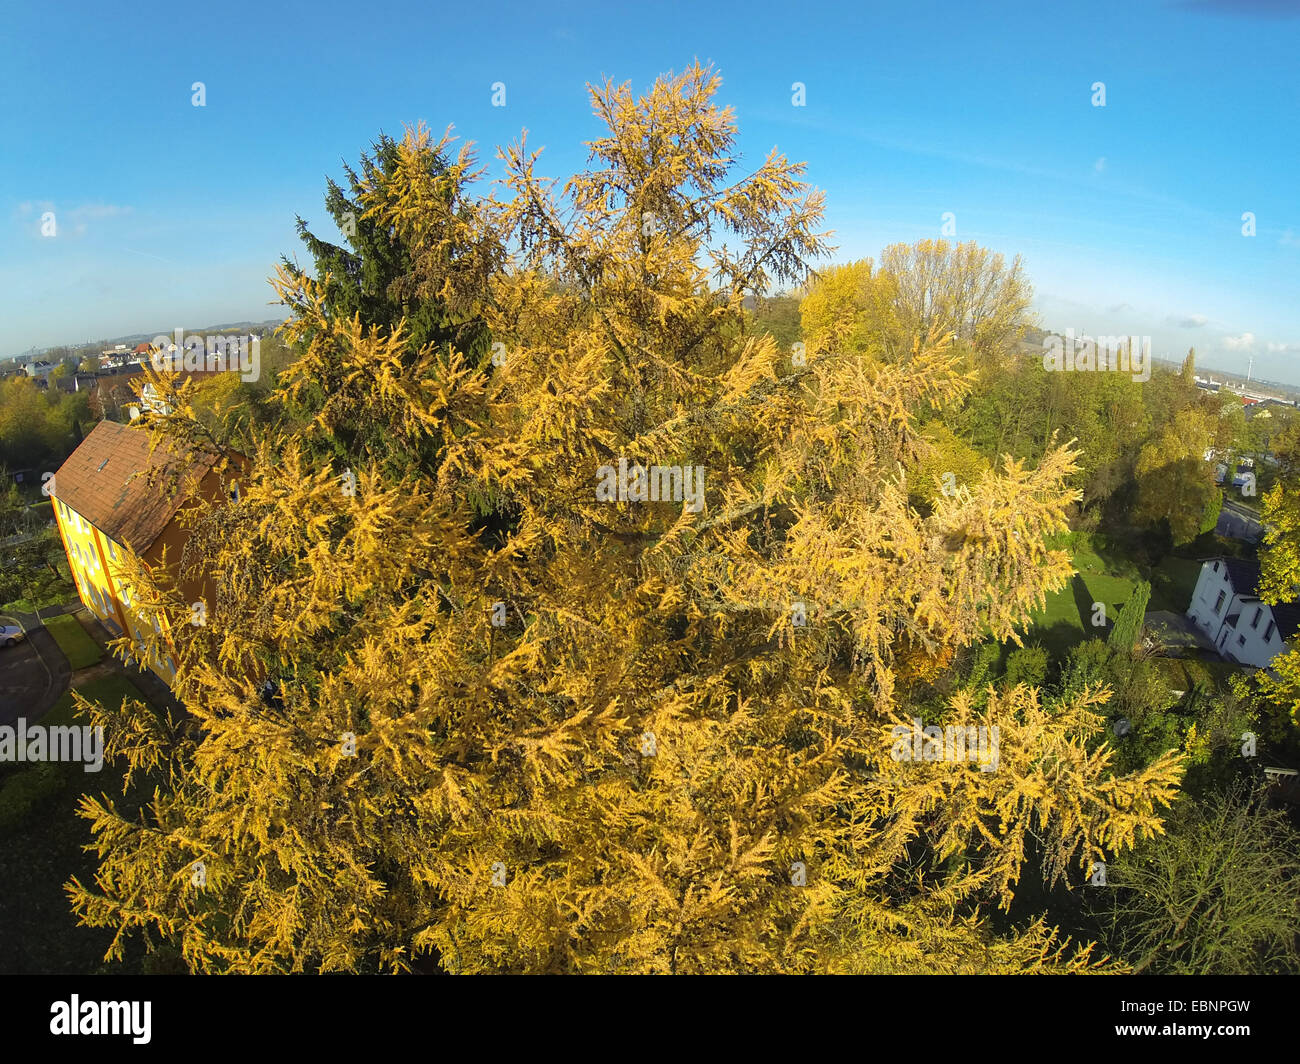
[[67, 63, 1181, 974]]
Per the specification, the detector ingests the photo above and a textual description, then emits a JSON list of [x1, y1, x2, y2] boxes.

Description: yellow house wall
[[51, 463, 235, 689], [52, 494, 178, 684]]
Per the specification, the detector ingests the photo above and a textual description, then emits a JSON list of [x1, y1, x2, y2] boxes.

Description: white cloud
[[12, 199, 52, 221], [1166, 313, 1208, 328], [13, 202, 133, 238], [1224, 332, 1256, 350], [1093, 156, 1107, 173]]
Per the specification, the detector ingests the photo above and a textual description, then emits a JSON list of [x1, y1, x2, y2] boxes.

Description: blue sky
[[2, 0, 1298, 382]]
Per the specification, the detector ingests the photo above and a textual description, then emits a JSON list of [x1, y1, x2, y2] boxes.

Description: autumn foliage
[[67, 64, 1183, 974]]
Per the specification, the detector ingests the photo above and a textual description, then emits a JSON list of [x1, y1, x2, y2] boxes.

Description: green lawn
[[43, 614, 103, 670], [4, 671, 151, 826], [0, 671, 155, 973], [46, 672, 149, 716], [1024, 537, 1207, 662], [1024, 539, 1142, 659]]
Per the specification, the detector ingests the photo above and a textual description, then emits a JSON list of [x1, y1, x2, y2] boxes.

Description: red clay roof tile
[[52, 420, 217, 554]]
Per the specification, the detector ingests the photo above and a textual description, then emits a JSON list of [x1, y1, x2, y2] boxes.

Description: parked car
[[0, 625, 25, 648]]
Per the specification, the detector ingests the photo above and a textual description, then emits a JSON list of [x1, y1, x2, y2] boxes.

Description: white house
[[1187, 557, 1300, 667]]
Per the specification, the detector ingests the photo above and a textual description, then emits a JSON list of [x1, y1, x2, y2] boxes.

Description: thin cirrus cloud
[[1166, 313, 1209, 327]]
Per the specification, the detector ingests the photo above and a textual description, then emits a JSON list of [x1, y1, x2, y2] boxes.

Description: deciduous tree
[[68, 64, 1182, 975]]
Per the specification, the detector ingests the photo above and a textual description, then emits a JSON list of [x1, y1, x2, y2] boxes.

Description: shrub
[[0, 763, 65, 834], [1004, 644, 1049, 689]]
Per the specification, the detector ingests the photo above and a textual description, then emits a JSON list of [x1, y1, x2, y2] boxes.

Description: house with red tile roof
[[49, 420, 234, 684]]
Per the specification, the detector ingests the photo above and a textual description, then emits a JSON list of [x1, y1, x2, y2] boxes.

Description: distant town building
[[85, 364, 146, 421], [136, 369, 224, 417]]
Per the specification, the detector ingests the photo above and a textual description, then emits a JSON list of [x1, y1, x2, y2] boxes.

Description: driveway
[[1145, 609, 1219, 656], [0, 617, 71, 724], [1216, 498, 1265, 544]]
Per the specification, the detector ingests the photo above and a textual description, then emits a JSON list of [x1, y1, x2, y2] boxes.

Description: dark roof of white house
[[1206, 556, 1300, 640]]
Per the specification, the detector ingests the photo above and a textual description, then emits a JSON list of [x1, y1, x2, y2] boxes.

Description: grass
[[1, 672, 150, 835], [1025, 538, 1144, 659], [43, 614, 102, 669], [1024, 535, 1216, 663], [0, 762, 64, 833], [46, 672, 149, 716], [0, 671, 154, 973]]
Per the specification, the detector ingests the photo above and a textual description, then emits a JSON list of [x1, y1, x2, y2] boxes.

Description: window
[[1213, 561, 1220, 573], [1266, 620, 1277, 642], [1238, 634, 1246, 647], [1252, 607, 1263, 629], [1215, 591, 1226, 613]]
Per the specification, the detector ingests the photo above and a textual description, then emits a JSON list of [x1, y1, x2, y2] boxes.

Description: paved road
[[1217, 497, 1265, 544], [0, 620, 71, 724], [0, 604, 178, 722]]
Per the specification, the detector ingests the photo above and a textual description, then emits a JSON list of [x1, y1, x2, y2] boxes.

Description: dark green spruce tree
[[276, 130, 499, 476]]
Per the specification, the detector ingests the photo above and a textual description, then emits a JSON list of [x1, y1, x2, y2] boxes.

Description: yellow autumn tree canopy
[[68, 63, 1182, 974]]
